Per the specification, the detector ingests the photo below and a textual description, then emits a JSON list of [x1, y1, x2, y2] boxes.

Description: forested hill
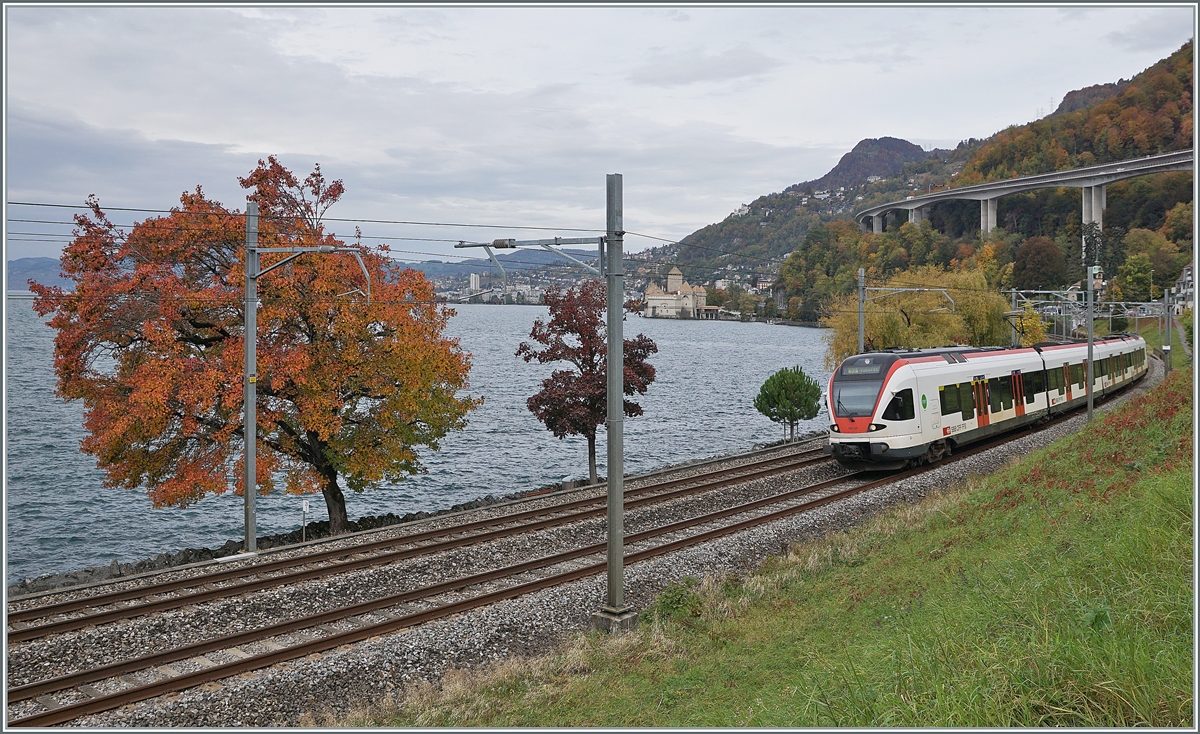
[[655, 136, 971, 284], [784, 137, 931, 194], [1052, 79, 1131, 115], [956, 40, 1192, 184]]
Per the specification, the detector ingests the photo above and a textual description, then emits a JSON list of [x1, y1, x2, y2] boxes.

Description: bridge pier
[[873, 213, 884, 234], [1081, 184, 1107, 266], [980, 198, 998, 236], [1082, 184, 1106, 230]]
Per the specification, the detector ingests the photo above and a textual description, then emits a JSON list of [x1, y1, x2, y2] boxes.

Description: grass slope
[[340, 370, 1193, 728]]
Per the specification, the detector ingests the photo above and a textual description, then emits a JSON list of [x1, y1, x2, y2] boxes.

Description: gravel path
[[7, 365, 1162, 727], [1172, 315, 1192, 359]]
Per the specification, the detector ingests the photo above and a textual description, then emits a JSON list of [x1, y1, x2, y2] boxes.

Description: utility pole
[[1010, 289, 1018, 347], [1163, 287, 1172, 374], [593, 174, 636, 633], [1086, 265, 1096, 422], [857, 268, 865, 354], [244, 201, 259, 552], [241, 200, 371, 555]]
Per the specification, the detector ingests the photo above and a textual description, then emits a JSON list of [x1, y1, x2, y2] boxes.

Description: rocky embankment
[[6, 493, 520, 598]]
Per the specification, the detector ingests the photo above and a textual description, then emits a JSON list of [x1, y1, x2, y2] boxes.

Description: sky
[[3, 4, 1196, 263]]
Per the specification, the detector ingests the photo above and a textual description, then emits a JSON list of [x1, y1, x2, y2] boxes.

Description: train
[[824, 334, 1148, 470]]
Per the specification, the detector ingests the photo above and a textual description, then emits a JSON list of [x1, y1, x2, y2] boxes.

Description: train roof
[[856, 333, 1143, 360]]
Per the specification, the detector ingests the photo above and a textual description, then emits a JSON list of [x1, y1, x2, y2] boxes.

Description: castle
[[644, 267, 718, 319]]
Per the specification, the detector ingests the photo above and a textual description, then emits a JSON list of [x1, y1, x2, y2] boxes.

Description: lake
[[5, 299, 830, 583]]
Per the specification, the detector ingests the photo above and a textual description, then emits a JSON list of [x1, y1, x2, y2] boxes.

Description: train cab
[[825, 352, 929, 470]]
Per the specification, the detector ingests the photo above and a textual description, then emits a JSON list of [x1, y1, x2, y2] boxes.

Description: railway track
[[7, 445, 829, 641], [6, 390, 1138, 726]]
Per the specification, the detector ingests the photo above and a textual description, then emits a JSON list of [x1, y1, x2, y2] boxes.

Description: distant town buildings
[[644, 267, 717, 319]]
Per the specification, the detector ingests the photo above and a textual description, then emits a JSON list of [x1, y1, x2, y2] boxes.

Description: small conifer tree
[[753, 366, 822, 442]]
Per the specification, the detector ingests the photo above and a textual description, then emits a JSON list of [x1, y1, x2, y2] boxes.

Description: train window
[[1071, 363, 1083, 388], [1025, 370, 1044, 402], [1048, 368, 1065, 395], [959, 383, 974, 421], [940, 384, 960, 416], [988, 377, 1012, 412], [882, 389, 915, 421]]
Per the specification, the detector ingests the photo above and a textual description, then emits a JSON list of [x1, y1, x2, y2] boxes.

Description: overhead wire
[[7, 201, 787, 267], [7, 214, 787, 277], [6, 201, 604, 232]]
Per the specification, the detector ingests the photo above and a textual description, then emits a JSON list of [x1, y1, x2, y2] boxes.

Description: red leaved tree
[[31, 157, 479, 536], [516, 280, 657, 484]]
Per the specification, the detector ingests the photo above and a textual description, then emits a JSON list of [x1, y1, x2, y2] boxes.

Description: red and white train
[[825, 335, 1148, 470]]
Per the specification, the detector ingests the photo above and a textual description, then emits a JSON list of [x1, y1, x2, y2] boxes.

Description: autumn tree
[[1015, 303, 1047, 346], [31, 157, 479, 536], [821, 265, 1010, 367], [1012, 236, 1068, 290], [1115, 252, 1156, 301], [517, 280, 657, 484], [1123, 228, 1186, 285], [1160, 201, 1193, 247], [753, 366, 822, 442]]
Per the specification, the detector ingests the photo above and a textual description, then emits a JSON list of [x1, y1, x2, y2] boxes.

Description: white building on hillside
[[1172, 263, 1193, 314], [644, 267, 717, 319]]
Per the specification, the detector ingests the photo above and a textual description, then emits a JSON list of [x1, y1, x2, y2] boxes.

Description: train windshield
[[832, 354, 895, 418], [832, 380, 884, 418]]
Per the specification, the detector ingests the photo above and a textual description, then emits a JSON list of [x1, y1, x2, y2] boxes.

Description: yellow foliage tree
[[1015, 303, 1047, 346], [821, 265, 1011, 367]]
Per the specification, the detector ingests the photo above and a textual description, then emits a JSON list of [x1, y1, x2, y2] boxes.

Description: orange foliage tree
[[31, 158, 479, 535]]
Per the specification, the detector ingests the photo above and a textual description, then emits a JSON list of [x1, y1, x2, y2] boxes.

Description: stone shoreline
[[5, 492, 520, 598]]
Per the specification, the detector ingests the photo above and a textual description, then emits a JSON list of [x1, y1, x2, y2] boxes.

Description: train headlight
[[830, 424, 840, 433], [868, 423, 886, 432]]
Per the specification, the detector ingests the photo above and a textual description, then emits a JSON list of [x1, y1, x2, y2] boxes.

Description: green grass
[[1132, 314, 1190, 370], [340, 371, 1193, 728]]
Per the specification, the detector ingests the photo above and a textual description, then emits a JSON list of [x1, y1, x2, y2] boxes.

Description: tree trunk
[[322, 474, 349, 535], [587, 432, 598, 485]]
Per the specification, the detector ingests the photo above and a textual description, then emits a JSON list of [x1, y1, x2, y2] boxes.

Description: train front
[[825, 352, 927, 471]]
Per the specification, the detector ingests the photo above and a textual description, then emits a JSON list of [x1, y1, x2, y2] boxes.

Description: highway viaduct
[[854, 149, 1193, 244]]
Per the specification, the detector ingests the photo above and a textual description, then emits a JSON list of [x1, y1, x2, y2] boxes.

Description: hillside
[[957, 41, 1193, 184], [7, 257, 71, 291], [783, 137, 933, 194], [1052, 79, 1131, 115]]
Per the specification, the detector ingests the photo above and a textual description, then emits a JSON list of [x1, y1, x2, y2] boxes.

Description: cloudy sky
[[4, 4, 1195, 262]]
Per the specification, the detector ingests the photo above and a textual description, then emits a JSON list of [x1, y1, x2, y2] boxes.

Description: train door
[[1063, 364, 1072, 401], [1010, 371, 1025, 417], [972, 377, 989, 427]]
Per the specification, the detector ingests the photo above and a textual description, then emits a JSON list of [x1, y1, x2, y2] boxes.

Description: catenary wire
[[6, 201, 604, 232]]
